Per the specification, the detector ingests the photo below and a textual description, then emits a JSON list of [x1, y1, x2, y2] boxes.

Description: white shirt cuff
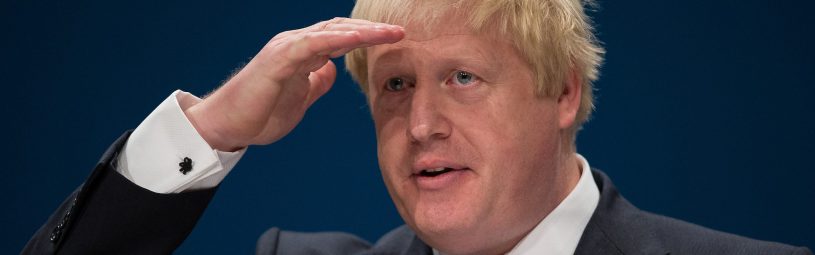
[[116, 90, 246, 194]]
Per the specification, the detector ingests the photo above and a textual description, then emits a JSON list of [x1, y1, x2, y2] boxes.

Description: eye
[[385, 77, 407, 92], [450, 71, 477, 86]]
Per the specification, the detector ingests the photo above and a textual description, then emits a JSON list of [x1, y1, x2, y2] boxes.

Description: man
[[23, 0, 812, 254]]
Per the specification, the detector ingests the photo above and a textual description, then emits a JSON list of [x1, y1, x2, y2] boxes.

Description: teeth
[[425, 167, 447, 173]]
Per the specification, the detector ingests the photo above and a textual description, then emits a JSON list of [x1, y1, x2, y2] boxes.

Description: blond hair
[[345, 0, 604, 141]]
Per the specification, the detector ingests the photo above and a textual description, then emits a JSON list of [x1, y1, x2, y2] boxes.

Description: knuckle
[[319, 17, 345, 30], [270, 36, 295, 51], [298, 33, 316, 43], [272, 30, 293, 40]]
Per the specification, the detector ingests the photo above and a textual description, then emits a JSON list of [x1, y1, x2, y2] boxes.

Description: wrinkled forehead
[[401, 17, 477, 43], [365, 11, 510, 74]]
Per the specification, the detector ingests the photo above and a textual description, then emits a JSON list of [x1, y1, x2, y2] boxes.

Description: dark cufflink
[[179, 157, 193, 175]]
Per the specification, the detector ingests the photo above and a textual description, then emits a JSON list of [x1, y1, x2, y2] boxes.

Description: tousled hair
[[345, 0, 604, 142]]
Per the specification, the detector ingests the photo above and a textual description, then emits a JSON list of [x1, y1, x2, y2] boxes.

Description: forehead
[[366, 14, 508, 67]]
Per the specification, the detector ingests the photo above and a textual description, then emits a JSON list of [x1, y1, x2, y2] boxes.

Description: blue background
[[3, 0, 813, 253]]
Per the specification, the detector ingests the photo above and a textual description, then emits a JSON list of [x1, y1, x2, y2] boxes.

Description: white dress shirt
[[119, 90, 600, 254], [116, 90, 245, 193]]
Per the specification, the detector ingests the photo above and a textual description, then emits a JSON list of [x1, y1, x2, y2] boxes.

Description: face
[[366, 15, 581, 254]]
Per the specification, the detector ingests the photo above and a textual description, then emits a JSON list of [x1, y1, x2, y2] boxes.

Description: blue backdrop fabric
[[3, 0, 813, 253]]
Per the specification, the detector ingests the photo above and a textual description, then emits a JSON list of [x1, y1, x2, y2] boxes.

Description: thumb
[[306, 60, 337, 107]]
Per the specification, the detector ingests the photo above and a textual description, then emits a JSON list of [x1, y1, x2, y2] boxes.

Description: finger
[[306, 60, 337, 107], [276, 18, 386, 42], [321, 23, 399, 33], [271, 20, 372, 43], [319, 23, 404, 46], [328, 47, 354, 58], [273, 18, 401, 46], [304, 17, 390, 33], [327, 44, 373, 58], [287, 28, 403, 63], [302, 55, 330, 74]]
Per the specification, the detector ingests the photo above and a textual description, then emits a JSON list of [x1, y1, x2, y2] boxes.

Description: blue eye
[[385, 78, 406, 91], [453, 71, 475, 86]]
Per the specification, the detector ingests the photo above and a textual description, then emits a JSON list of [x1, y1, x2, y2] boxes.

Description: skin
[[185, 16, 582, 255], [366, 15, 583, 255], [185, 18, 405, 151]]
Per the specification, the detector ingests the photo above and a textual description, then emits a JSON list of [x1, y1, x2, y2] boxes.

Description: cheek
[[460, 97, 559, 149], [373, 114, 421, 225], [497, 103, 563, 201], [372, 108, 411, 186], [505, 105, 560, 172], [465, 97, 562, 182]]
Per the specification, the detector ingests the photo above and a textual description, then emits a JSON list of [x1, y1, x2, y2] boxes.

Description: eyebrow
[[369, 33, 497, 68], [369, 45, 498, 77]]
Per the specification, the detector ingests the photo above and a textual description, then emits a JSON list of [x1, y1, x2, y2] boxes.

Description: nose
[[407, 85, 451, 144]]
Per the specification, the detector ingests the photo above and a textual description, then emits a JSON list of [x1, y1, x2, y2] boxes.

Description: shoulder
[[582, 170, 812, 255], [255, 225, 430, 255], [256, 227, 370, 255], [636, 209, 811, 254]]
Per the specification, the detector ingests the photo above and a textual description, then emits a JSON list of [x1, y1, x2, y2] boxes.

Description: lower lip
[[414, 169, 471, 190]]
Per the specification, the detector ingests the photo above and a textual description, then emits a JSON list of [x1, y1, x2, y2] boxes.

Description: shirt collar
[[433, 154, 600, 255]]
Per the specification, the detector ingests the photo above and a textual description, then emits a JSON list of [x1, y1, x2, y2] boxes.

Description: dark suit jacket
[[22, 132, 813, 254]]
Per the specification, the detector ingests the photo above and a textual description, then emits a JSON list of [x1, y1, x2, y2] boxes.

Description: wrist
[[184, 103, 246, 152]]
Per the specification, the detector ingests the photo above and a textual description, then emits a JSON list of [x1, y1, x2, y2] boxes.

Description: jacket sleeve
[[22, 131, 218, 254]]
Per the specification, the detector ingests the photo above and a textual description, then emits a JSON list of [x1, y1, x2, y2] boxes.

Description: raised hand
[[183, 18, 404, 151]]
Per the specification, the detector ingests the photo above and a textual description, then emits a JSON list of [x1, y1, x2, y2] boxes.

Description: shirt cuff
[[116, 90, 246, 194]]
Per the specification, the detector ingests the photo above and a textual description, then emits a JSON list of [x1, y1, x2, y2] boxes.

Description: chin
[[416, 227, 509, 255], [407, 201, 497, 254], [416, 223, 518, 255], [403, 196, 530, 255]]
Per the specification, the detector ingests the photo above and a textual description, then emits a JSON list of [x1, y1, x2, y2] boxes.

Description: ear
[[557, 69, 581, 129]]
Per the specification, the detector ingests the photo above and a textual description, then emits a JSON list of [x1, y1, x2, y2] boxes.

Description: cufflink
[[179, 157, 193, 175]]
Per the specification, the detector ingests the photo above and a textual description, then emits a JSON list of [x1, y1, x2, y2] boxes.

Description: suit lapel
[[574, 221, 624, 255], [572, 170, 670, 255], [403, 235, 433, 255], [369, 225, 432, 255]]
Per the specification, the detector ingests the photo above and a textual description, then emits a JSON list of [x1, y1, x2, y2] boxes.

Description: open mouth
[[412, 164, 471, 189], [419, 167, 454, 177], [417, 167, 469, 177]]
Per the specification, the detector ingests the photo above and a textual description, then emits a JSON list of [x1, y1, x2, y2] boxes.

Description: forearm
[[22, 131, 218, 254]]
